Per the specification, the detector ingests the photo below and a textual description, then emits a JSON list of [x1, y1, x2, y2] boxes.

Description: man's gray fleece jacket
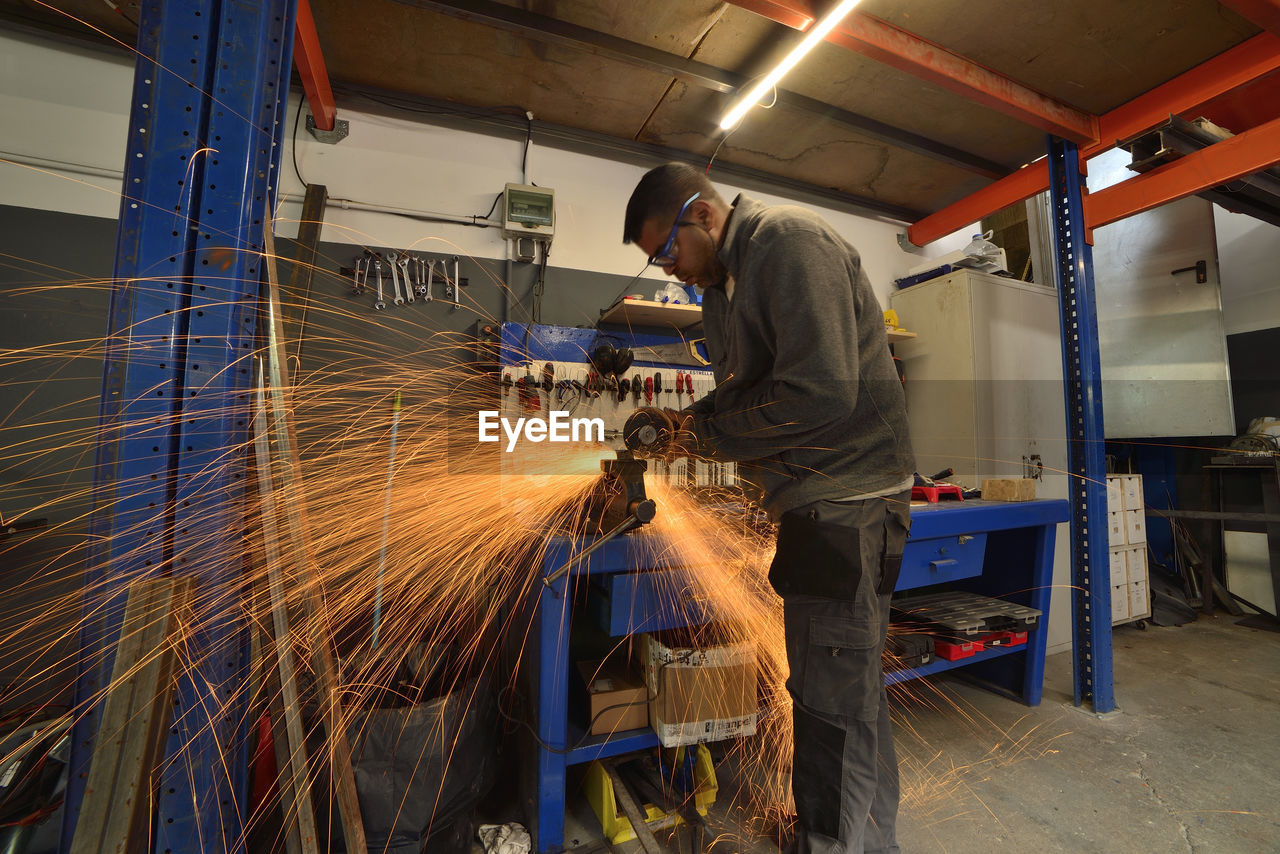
[[688, 195, 914, 518]]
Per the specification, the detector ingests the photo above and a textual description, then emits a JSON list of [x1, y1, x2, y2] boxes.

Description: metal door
[[1087, 148, 1235, 438]]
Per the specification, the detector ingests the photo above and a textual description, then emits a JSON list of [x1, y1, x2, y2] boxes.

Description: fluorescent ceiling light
[[719, 0, 863, 131]]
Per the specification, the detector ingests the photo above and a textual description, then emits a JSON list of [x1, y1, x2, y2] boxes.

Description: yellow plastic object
[[584, 744, 718, 845], [883, 308, 901, 330], [661, 744, 719, 813]]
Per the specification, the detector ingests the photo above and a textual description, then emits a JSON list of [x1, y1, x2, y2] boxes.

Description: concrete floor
[[556, 615, 1279, 853]]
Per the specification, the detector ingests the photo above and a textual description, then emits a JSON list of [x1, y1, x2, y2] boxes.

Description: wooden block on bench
[[981, 478, 1037, 501]]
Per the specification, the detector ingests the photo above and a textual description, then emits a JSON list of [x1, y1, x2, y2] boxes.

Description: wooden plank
[[282, 182, 328, 371], [70, 577, 194, 854]]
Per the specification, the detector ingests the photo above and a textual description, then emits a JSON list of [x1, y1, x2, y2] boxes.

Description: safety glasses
[[647, 192, 700, 267]]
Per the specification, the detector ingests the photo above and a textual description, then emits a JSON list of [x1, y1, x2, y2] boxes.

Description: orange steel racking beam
[[1082, 113, 1280, 235], [294, 0, 336, 131], [727, 0, 1097, 142], [907, 32, 1280, 245]]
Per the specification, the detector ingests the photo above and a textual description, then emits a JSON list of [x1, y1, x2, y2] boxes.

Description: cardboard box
[[639, 632, 757, 748], [981, 478, 1037, 501], [578, 660, 649, 736]]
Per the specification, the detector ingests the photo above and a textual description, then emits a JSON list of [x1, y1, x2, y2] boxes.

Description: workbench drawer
[[897, 533, 988, 591], [587, 570, 712, 637]]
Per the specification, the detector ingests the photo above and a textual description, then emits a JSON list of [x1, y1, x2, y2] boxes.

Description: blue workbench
[[524, 497, 1068, 852]]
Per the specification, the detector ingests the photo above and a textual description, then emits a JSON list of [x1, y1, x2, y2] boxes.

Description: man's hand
[[662, 407, 698, 459]]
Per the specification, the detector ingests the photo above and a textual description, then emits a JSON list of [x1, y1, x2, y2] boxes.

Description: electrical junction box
[[503, 183, 555, 242]]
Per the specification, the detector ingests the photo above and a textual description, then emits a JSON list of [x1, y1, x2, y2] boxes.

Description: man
[[623, 163, 914, 854]]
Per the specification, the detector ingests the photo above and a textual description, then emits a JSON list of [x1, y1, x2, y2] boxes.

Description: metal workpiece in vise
[[543, 451, 656, 590]]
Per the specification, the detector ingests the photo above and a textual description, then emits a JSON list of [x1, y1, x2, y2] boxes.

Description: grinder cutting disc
[[623, 407, 675, 456]]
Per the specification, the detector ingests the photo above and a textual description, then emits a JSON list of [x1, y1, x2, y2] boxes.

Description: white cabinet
[[890, 270, 1074, 651], [890, 269, 1066, 490]]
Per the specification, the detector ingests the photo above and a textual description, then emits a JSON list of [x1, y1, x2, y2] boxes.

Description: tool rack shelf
[[597, 298, 703, 330], [523, 497, 1068, 853]]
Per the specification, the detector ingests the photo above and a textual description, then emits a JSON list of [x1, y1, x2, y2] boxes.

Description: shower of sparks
[[2, 14, 1267, 840], [0, 233, 1082, 848]]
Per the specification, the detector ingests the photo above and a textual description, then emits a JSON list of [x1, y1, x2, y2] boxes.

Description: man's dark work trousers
[[776, 491, 911, 854]]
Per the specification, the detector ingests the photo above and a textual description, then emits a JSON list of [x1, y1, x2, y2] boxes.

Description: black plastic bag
[[332, 672, 498, 854]]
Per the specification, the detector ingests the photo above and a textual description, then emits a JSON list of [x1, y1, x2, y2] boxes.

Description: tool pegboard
[[495, 322, 736, 489]]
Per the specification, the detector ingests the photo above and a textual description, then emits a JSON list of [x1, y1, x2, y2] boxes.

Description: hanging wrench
[[372, 256, 386, 311], [412, 256, 426, 298], [423, 258, 435, 303], [386, 252, 405, 306], [398, 254, 414, 304], [451, 255, 462, 311], [351, 256, 366, 295], [441, 260, 454, 305]]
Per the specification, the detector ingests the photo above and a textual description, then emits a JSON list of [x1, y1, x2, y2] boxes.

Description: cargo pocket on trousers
[[768, 511, 863, 600], [877, 506, 912, 595], [800, 614, 880, 719]]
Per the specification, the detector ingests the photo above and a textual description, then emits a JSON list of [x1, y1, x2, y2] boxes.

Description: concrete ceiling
[[1, 0, 1267, 222]]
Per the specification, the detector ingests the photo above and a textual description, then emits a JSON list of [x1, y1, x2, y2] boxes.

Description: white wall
[[1214, 206, 1280, 336], [0, 32, 132, 220], [0, 28, 965, 310]]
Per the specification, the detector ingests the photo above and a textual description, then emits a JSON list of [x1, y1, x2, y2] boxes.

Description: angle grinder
[[622, 407, 676, 457]]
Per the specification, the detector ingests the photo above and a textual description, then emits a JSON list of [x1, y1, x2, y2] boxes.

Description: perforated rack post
[[61, 1, 298, 850], [1046, 137, 1116, 714]]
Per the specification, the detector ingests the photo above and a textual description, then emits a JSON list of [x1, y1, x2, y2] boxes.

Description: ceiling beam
[[728, 0, 1098, 142], [334, 81, 927, 223], [907, 32, 1280, 245], [294, 0, 336, 131], [395, 0, 1009, 178], [1219, 0, 1280, 37], [1083, 113, 1280, 234]]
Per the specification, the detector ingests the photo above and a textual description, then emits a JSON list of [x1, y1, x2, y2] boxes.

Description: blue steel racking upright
[[1046, 137, 1116, 714], [60, 1, 299, 850]]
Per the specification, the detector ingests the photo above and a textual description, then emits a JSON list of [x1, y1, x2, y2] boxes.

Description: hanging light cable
[[719, 0, 864, 131]]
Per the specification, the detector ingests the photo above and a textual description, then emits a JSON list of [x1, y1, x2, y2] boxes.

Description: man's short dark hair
[[623, 163, 721, 244]]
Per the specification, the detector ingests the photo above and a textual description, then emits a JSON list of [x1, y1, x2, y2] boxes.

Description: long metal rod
[[260, 225, 370, 853], [543, 515, 640, 588], [250, 379, 321, 853], [1046, 137, 1115, 714], [371, 391, 402, 649]]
